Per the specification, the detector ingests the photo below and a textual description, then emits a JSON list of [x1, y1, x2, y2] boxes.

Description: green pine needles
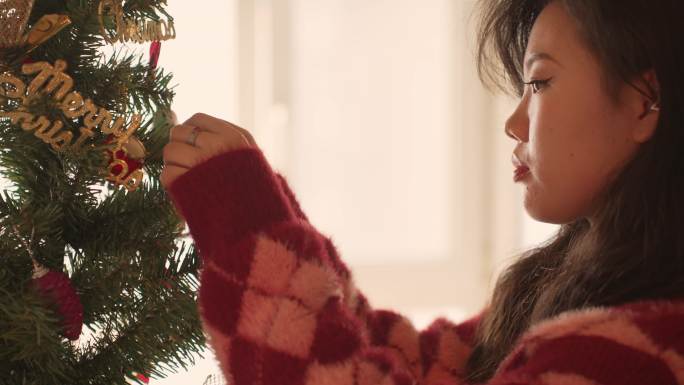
[[0, 1, 205, 384]]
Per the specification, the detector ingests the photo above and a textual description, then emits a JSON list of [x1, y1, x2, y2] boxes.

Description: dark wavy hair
[[466, 0, 684, 383]]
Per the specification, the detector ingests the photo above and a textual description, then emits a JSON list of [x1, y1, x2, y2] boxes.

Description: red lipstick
[[514, 166, 530, 182], [512, 153, 531, 182]]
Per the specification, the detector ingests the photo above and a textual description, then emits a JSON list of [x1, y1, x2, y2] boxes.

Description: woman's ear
[[627, 69, 660, 143]]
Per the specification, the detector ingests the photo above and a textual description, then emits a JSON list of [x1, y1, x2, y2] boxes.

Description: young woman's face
[[506, 1, 656, 224]]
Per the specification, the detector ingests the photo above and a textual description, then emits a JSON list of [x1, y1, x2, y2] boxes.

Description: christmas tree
[[0, 1, 205, 383]]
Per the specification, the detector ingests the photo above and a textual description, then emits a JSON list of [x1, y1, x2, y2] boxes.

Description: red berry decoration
[[126, 371, 150, 384], [33, 267, 83, 340], [136, 372, 150, 384]]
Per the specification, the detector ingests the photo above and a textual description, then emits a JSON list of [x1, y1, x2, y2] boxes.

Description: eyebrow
[[524, 52, 562, 73]]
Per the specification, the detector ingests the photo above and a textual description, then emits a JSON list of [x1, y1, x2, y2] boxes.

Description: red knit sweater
[[168, 147, 684, 385]]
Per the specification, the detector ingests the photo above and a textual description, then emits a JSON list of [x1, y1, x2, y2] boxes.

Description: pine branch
[[75, 274, 203, 383], [1, 0, 204, 382], [0, 277, 77, 384]]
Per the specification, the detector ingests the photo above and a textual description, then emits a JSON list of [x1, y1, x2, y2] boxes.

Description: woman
[[161, 0, 684, 384]]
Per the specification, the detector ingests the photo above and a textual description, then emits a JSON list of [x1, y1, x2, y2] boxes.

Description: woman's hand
[[160, 112, 257, 189]]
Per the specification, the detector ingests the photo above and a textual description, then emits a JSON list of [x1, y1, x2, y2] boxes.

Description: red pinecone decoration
[[33, 269, 83, 340]]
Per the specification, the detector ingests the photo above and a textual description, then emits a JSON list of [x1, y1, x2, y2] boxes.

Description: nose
[[504, 98, 529, 143]]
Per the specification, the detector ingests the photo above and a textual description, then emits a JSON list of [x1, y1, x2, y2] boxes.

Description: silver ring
[[186, 125, 201, 147]]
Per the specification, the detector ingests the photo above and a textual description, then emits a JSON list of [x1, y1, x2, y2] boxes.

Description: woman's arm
[[274, 170, 484, 381], [167, 146, 481, 385]]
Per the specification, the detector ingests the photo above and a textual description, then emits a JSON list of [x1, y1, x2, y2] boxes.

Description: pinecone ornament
[[32, 263, 83, 340]]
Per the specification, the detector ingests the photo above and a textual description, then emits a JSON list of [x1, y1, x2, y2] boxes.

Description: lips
[[512, 153, 531, 182], [514, 166, 530, 182]]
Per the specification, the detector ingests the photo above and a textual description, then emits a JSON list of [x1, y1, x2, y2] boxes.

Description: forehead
[[525, 2, 586, 70]]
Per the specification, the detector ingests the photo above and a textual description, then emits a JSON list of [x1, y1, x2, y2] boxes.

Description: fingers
[[162, 112, 257, 192], [236, 126, 256, 146], [184, 112, 256, 147], [169, 123, 219, 148], [163, 141, 202, 169], [169, 124, 194, 143], [184, 113, 232, 134]]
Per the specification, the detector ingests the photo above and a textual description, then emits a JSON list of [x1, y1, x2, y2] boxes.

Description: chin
[[524, 199, 578, 225]]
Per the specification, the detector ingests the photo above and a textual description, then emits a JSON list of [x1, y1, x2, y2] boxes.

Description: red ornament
[[107, 145, 144, 181], [136, 373, 150, 384], [104, 135, 146, 187], [33, 270, 83, 340], [126, 371, 150, 384], [149, 41, 161, 71]]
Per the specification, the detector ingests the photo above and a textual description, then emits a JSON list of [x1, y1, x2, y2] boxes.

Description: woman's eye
[[524, 78, 552, 94]]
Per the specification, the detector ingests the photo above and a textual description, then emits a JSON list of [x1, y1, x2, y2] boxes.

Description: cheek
[[523, 168, 604, 223], [524, 160, 604, 224], [523, 97, 617, 223]]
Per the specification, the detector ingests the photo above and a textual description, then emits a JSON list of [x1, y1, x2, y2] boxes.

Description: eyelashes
[[523, 77, 553, 94]]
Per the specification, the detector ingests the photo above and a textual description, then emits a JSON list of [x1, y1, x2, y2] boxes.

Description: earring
[[639, 99, 660, 119], [649, 93, 660, 111]]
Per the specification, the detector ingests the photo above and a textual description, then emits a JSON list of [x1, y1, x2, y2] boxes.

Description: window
[[159, 1, 557, 382]]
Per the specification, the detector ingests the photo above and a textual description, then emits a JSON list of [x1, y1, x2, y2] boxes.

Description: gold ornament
[[0, 3, 71, 51], [0, 59, 145, 191], [105, 135, 146, 192], [121, 135, 145, 159], [106, 160, 144, 192], [26, 14, 72, 52], [32, 258, 48, 279], [98, 0, 176, 45], [0, 0, 35, 48]]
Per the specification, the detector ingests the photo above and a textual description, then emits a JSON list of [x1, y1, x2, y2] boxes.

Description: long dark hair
[[466, 0, 684, 383]]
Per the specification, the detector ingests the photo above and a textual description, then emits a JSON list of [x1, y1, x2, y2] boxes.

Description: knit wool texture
[[168, 147, 684, 385]]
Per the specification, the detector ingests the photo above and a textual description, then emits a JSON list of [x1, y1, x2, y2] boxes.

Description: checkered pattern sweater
[[168, 147, 684, 385]]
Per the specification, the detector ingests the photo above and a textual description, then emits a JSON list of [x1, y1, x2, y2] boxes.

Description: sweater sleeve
[[167, 147, 482, 385], [487, 305, 684, 385], [487, 338, 682, 385]]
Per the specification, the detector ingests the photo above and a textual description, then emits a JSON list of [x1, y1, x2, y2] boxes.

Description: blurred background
[[154, 0, 559, 382], [2, 0, 560, 383]]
